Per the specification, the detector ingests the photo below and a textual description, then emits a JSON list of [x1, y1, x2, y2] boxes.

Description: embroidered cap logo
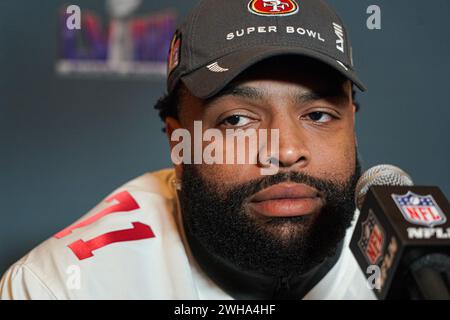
[[167, 32, 181, 76], [248, 0, 299, 16]]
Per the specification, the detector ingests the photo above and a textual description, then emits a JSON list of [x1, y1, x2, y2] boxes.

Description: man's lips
[[248, 183, 323, 217]]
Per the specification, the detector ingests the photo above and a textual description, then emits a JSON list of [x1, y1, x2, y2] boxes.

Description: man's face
[[168, 56, 360, 276]]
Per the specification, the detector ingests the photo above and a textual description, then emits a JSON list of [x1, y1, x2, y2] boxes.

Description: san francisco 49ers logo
[[248, 0, 299, 17]]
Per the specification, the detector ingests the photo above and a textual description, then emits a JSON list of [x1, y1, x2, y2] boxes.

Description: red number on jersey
[[68, 222, 155, 260], [54, 191, 155, 260]]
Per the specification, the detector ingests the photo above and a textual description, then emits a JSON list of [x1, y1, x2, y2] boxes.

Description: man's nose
[[268, 117, 311, 169]]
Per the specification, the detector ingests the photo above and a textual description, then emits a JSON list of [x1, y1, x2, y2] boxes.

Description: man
[[0, 0, 375, 299]]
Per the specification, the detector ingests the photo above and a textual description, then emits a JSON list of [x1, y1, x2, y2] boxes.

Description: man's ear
[[165, 117, 183, 180], [165, 117, 182, 145]]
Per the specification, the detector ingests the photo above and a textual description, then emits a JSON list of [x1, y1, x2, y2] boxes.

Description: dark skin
[[166, 57, 357, 234]]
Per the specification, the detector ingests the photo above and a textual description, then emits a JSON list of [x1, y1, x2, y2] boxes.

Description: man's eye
[[304, 112, 334, 123], [219, 115, 253, 127]]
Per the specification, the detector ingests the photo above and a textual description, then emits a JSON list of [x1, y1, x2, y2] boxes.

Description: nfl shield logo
[[358, 210, 385, 265], [392, 191, 447, 227]]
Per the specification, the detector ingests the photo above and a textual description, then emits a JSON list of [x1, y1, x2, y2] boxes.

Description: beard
[[179, 161, 361, 278]]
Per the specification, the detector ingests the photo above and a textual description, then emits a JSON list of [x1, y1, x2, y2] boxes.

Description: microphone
[[350, 164, 450, 299]]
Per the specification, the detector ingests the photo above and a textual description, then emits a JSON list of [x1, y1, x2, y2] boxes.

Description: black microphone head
[[355, 164, 414, 210]]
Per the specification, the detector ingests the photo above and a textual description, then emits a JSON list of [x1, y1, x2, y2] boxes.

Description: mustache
[[183, 165, 357, 205], [242, 172, 341, 197]]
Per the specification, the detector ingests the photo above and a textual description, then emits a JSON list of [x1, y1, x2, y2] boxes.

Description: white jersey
[[0, 169, 376, 300]]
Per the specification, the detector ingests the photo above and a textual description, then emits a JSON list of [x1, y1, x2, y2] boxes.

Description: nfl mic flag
[[350, 185, 450, 299]]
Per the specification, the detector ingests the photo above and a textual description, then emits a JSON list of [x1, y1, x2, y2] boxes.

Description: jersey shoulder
[[1, 168, 198, 299]]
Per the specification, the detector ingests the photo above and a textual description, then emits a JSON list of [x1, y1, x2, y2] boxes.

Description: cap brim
[[181, 46, 367, 99]]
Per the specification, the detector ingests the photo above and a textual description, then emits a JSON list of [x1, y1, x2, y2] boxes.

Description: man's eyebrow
[[207, 85, 265, 103], [294, 90, 346, 104]]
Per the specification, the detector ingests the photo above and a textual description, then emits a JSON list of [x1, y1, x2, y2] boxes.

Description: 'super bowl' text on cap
[[167, 0, 366, 99]]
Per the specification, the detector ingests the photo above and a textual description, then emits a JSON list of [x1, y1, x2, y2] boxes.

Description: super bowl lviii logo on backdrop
[[392, 191, 447, 228], [248, 0, 299, 16]]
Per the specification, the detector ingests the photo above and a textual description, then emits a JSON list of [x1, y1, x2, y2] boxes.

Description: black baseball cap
[[167, 0, 366, 99]]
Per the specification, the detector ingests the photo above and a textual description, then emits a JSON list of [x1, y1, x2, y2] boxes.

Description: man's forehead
[[208, 75, 348, 105], [206, 83, 350, 109]]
